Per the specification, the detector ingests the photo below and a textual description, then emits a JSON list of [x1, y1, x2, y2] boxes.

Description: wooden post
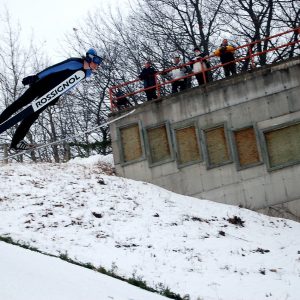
[[3, 144, 8, 164], [63, 143, 71, 162]]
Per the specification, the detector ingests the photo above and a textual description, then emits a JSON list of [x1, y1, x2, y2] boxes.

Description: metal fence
[[109, 27, 300, 112]]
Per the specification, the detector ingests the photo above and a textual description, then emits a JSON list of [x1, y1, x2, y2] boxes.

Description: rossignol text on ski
[[32, 71, 85, 111]]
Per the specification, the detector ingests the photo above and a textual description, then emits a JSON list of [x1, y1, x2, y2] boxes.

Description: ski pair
[[0, 70, 86, 135], [1, 109, 136, 160]]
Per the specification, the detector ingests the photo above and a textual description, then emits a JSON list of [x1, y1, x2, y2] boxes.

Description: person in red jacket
[[214, 39, 237, 77]]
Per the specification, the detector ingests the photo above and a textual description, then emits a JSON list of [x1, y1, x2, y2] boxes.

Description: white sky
[[0, 0, 129, 61]]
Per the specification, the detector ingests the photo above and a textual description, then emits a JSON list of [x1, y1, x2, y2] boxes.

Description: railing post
[[155, 73, 161, 98], [109, 87, 116, 112], [63, 142, 71, 162], [201, 60, 207, 84], [249, 41, 256, 70]]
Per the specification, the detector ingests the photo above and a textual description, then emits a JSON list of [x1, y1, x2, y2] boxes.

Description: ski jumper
[[0, 58, 92, 148]]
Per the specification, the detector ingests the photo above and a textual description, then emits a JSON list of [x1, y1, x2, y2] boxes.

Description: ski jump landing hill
[[110, 56, 300, 221]]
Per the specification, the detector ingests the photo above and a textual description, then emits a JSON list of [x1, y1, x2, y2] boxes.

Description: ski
[[0, 70, 86, 135], [1, 109, 135, 160]]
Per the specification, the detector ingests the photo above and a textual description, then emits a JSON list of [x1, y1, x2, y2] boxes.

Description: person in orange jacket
[[214, 39, 237, 77]]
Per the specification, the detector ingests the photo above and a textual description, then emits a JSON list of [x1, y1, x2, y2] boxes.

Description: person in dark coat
[[0, 48, 103, 151], [113, 90, 133, 110], [138, 61, 158, 101], [214, 39, 237, 77]]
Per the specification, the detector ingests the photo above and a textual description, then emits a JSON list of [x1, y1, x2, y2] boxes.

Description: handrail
[[109, 27, 300, 112]]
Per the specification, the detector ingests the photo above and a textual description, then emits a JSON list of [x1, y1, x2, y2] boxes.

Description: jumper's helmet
[[86, 48, 103, 65]]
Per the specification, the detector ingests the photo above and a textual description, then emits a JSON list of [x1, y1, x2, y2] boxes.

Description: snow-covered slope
[[0, 155, 300, 300]]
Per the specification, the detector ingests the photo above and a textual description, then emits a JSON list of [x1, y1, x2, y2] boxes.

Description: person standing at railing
[[214, 39, 237, 77], [190, 47, 211, 86], [138, 60, 158, 101], [113, 89, 133, 111], [168, 55, 189, 94]]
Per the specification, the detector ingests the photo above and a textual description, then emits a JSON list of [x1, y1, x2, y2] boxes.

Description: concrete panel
[[195, 189, 225, 203], [218, 164, 242, 186], [258, 198, 300, 222], [287, 87, 300, 112], [263, 171, 288, 206], [111, 141, 121, 165], [150, 164, 164, 179], [150, 162, 178, 179], [110, 125, 117, 141], [266, 93, 291, 119], [242, 177, 268, 210], [206, 107, 232, 125], [179, 163, 205, 195], [218, 182, 247, 207], [229, 105, 253, 129], [225, 83, 250, 107], [198, 114, 214, 128], [206, 90, 228, 112], [123, 161, 152, 182], [239, 165, 267, 181], [200, 167, 225, 192], [256, 110, 300, 129], [115, 164, 125, 177], [195, 182, 246, 207], [181, 92, 209, 118], [275, 63, 300, 88], [281, 165, 300, 202], [161, 162, 178, 176], [244, 98, 271, 123], [151, 172, 183, 195], [237, 76, 264, 103]]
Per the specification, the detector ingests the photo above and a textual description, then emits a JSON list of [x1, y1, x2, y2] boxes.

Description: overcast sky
[[0, 0, 130, 61]]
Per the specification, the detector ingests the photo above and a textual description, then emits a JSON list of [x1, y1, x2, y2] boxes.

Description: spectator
[[113, 90, 133, 111], [168, 55, 188, 94], [214, 39, 237, 77], [139, 60, 158, 101], [191, 47, 210, 86]]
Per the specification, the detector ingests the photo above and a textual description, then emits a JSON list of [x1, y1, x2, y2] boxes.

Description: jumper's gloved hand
[[22, 75, 38, 86]]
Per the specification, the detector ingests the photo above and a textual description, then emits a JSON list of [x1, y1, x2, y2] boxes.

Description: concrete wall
[[110, 57, 300, 220]]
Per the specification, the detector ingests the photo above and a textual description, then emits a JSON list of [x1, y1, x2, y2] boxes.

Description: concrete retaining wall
[[110, 57, 300, 220]]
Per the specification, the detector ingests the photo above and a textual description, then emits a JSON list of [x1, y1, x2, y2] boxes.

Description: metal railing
[[109, 27, 300, 112]]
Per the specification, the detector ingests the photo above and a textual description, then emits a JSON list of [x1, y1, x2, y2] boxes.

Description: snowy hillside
[[0, 155, 300, 300]]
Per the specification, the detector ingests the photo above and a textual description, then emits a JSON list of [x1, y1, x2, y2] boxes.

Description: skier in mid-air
[[0, 48, 103, 151]]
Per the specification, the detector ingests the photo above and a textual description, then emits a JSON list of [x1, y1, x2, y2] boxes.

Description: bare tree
[[274, 0, 300, 59], [220, 0, 299, 70], [0, 9, 38, 160]]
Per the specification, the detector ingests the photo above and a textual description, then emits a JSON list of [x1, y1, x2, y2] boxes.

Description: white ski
[[0, 70, 86, 135], [1, 109, 135, 161]]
